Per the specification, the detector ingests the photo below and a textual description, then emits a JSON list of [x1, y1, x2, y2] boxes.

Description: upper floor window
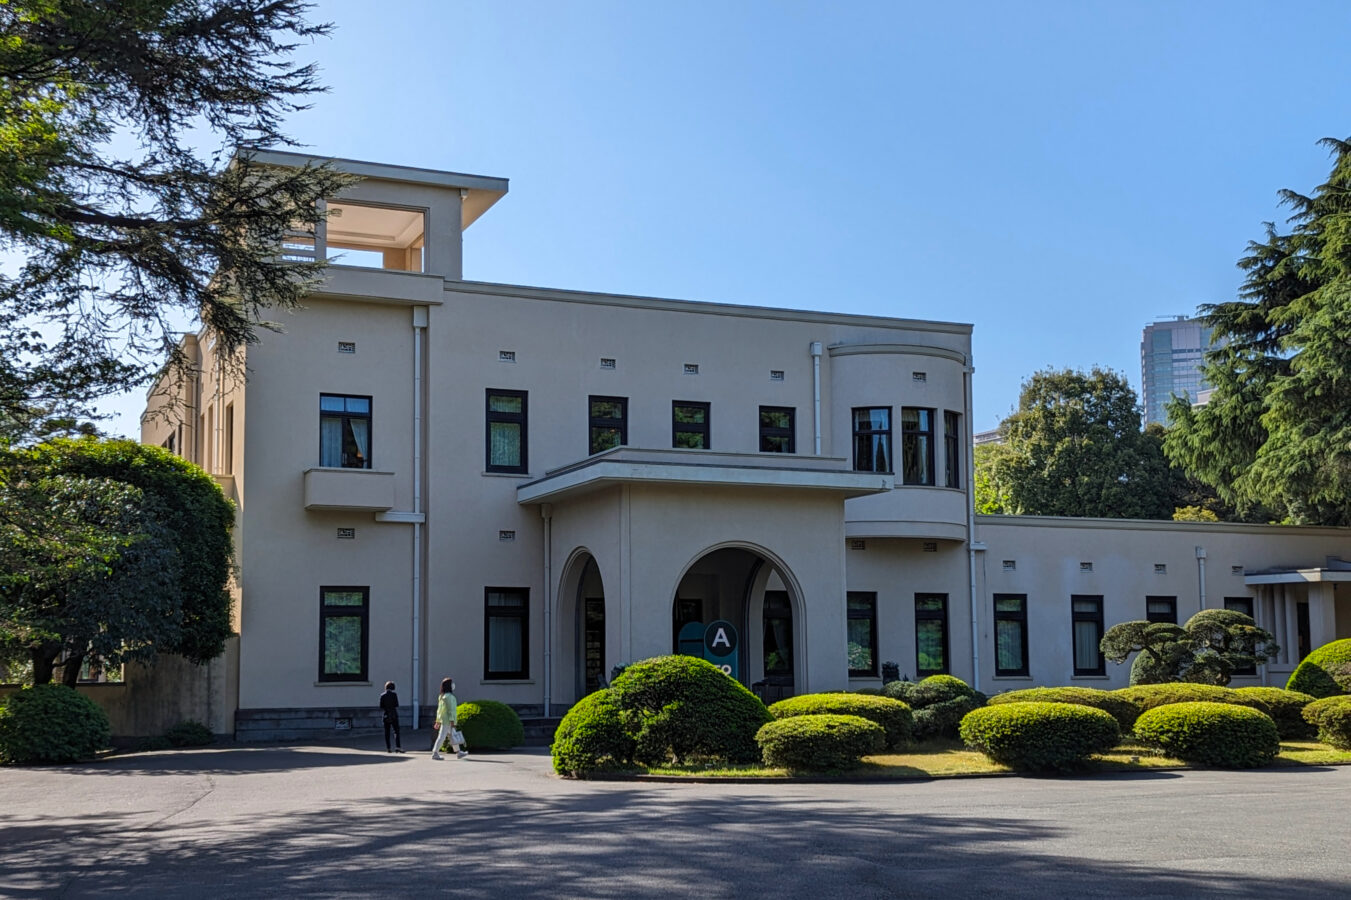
[[943, 411, 961, 488], [486, 389, 527, 473], [673, 401, 710, 449], [852, 407, 892, 472], [759, 406, 795, 453], [901, 407, 934, 485], [589, 396, 627, 455], [320, 394, 371, 469]]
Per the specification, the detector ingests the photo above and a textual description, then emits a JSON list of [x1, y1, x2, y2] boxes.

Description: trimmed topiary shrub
[[883, 675, 986, 740], [769, 693, 913, 749], [1302, 696, 1351, 750], [0, 684, 111, 765], [1232, 687, 1317, 740], [959, 702, 1120, 772], [164, 720, 214, 747], [988, 687, 1139, 733], [1286, 639, 1351, 699], [1133, 702, 1280, 768], [756, 714, 885, 771], [611, 656, 773, 764], [551, 689, 635, 776], [455, 700, 524, 750], [1111, 683, 1267, 727]]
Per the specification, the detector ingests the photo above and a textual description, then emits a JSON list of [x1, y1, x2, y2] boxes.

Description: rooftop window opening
[[325, 202, 426, 272]]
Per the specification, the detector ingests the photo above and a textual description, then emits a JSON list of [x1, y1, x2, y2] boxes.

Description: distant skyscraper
[[1140, 315, 1218, 426]]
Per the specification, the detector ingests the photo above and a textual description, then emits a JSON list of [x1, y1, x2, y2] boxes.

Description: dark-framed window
[[852, 407, 892, 472], [944, 410, 961, 488], [1146, 596, 1177, 624], [484, 588, 529, 680], [847, 592, 878, 676], [589, 396, 627, 455], [1224, 597, 1257, 674], [673, 401, 710, 449], [486, 389, 528, 473], [759, 406, 795, 453], [320, 394, 372, 469], [901, 407, 934, 485], [319, 587, 369, 682], [993, 593, 1028, 676], [915, 593, 949, 676], [763, 591, 793, 676], [1071, 595, 1105, 676]]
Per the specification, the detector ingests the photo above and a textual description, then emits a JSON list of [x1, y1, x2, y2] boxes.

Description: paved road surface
[[2, 738, 1347, 898]]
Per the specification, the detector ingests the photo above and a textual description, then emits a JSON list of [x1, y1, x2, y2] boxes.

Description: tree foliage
[[0, 0, 352, 440], [1101, 609, 1278, 686], [1165, 137, 1351, 524], [0, 439, 233, 684]]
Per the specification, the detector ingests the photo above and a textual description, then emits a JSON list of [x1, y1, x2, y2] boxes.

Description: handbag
[[451, 727, 466, 746]]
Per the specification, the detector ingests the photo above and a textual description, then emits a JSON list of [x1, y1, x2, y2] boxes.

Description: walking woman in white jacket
[[431, 676, 467, 759]]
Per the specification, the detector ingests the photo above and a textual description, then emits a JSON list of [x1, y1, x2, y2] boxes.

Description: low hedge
[[1286, 639, 1351, 699], [958, 702, 1120, 772], [164, 720, 215, 747], [1232, 687, 1317, 740], [551, 689, 635, 776], [1133, 702, 1280, 768], [756, 714, 885, 771], [883, 675, 986, 740], [1112, 683, 1267, 723], [769, 693, 913, 749], [456, 700, 524, 750], [988, 687, 1138, 733], [0, 684, 111, 765], [1302, 696, 1351, 750]]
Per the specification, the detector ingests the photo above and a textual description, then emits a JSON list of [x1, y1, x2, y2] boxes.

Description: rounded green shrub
[[1302, 695, 1351, 750], [551, 689, 635, 776], [1232, 687, 1317, 739], [1286, 639, 1351, 699], [0, 684, 111, 765], [456, 700, 524, 750], [611, 655, 772, 764], [988, 687, 1138, 733], [1133, 702, 1280, 768], [769, 693, 913, 749], [164, 720, 214, 747], [1112, 683, 1267, 725], [959, 702, 1120, 772], [883, 675, 985, 740], [756, 714, 885, 771]]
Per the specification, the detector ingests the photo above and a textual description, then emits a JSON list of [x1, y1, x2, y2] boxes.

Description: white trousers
[[431, 722, 461, 756]]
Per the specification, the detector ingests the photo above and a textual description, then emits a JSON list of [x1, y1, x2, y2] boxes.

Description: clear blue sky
[[97, 0, 1351, 435]]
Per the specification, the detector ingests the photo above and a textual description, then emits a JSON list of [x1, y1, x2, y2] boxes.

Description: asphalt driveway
[[2, 736, 1347, 898]]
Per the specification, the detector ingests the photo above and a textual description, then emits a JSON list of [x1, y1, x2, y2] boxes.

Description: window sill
[[481, 471, 532, 478], [991, 675, 1033, 681], [314, 680, 372, 687], [1070, 675, 1110, 681], [479, 678, 534, 685]]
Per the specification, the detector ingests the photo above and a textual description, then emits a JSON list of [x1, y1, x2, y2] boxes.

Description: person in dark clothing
[[379, 681, 404, 752]]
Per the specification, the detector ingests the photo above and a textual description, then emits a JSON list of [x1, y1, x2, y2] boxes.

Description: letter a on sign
[[710, 627, 731, 649]]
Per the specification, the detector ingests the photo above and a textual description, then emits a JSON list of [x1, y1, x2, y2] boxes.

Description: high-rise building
[[1140, 315, 1217, 426]]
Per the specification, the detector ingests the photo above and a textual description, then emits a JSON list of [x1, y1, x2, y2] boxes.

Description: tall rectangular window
[[852, 407, 892, 472], [1146, 596, 1177, 624], [223, 403, 234, 475], [320, 394, 372, 469], [673, 401, 711, 449], [759, 406, 795, 453], [486, 389, 528, 473], [915, 593, 949, 676], [1072, 595, 1105, 676], [944, 410, 961, 488], [1224, 597, 1257, 674], [319, 587, 368, 682], [763, 591, 793, 676], [484, 588, 529, 680], [901, 407, 934, 485], [588, 396, 627, 455], [993, 594, 1028, 676], [846, 592, 878, 676]]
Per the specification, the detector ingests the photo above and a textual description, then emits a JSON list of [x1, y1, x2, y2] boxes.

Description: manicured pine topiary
[[1232, 687, 1317, 740], [958, 701, 1120, 772], [455, 700, 524, 750], [1132, 702, 1280, 768], [1301, 695, 1351, 749], [1286, 639, 1351, 699], [769, 693, 913, 749], [987, 686, 1139, 733], [756, 714, 885, 771], [0, 684, 111, 765], [551, 689, 635, 776]]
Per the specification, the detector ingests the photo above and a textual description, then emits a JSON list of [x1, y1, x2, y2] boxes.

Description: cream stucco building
[[135, 153, 1351, 741]]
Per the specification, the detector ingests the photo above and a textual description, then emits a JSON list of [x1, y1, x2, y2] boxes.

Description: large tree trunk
[[31, 649, 56, 684], [60, 652, 85, 687]]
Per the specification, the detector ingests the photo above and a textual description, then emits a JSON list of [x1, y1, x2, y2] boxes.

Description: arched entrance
[[671, 544, 802, 701], [557, 549, 607, 702]]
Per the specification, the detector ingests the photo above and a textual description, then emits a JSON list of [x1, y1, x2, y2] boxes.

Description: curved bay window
[[901, 407, 934, 485], [852, 407, 892, 472]]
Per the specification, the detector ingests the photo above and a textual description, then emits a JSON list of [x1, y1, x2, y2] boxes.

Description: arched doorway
[[558, 550, 607, 702]]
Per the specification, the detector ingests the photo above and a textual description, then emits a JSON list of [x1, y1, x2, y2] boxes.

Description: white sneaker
[[431, 753, 443, 760], [456, 750, 468, 759]]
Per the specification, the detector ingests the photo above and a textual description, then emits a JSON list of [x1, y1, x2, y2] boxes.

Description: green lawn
[[633, 739, 1351, 779]]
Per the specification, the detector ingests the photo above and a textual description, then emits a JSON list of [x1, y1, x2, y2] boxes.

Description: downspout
[[1195, 546, 1207, 611], [965, 360, 981, 690], [411, 306, 427, 729], [541, 503, 553, 717], [810, 342, 823, 455]]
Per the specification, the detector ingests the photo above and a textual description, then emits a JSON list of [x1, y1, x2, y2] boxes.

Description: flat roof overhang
[[517, 448, 893, 505], [1244, 568, 1351, 585]]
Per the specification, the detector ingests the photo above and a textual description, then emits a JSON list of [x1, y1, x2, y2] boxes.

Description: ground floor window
[[915, 593, 949, 676], [847, 592, 878, 676], [1146, 596, 1177, 624], [485, 588, 529, 679], [1072, 595, 1104, 676], [992, 594, 1028, 676], [319, 586, 369, 682], [763, 591, 793, 676]]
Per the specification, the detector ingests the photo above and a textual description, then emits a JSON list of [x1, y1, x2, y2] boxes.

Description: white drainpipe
[[1196, 546, 1207, 611], [964, 360, 980, 690], [411, 306, 427, 728], [541, 504, 553, 717], [810, 342, 823, 455]]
